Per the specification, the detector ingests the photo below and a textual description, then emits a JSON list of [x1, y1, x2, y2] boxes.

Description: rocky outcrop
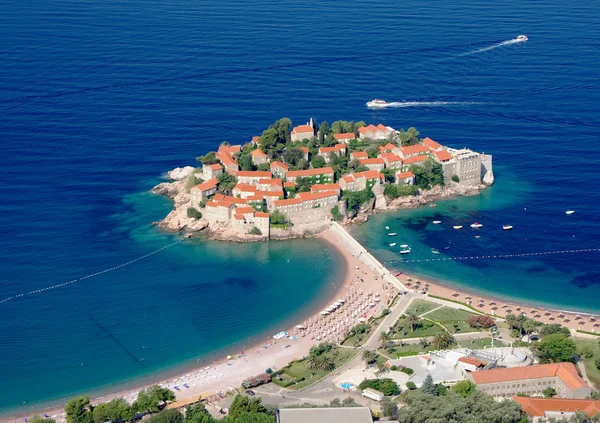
[[206, 224, 268, 242], [387, 183, 483, 209], [270, 222, 331, 240], [168, 166, 195, 181], [483, 170, 495, 186]]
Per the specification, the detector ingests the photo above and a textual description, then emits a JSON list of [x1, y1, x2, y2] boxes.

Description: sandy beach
[[395, 272, 600, 332], [1, 229, 394, 423]]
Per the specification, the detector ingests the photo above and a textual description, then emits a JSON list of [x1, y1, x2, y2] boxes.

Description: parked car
[[245, 390, 255, 396]]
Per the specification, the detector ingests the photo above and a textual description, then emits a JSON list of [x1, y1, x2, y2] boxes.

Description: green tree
[[381, 397, 399, 419], [432, 332, 455, 350], [410, 159, 444, 189], [318, 121, 331, 144], [196, 151, 219, 165], [134, 386, 175, 413], [65, 396, 93, 423], [295, 177, 312, 193], [451, 175, 460, 183], [146, 409, 183, 423], [311, 155, 326, 169], [399, 127, 420, 146], [595, 356, 600, 370], [343, 189, 373, 214], [543, 387, 557, 398], [330, 206, 343, 221], [249, 227, 262, 235], [381, 167, 397, 183], [421, 374, 437, 395], [404, 313, 421, 333], [383, 184, 418, 199], [227, 395, 271, 420], [237, 153, 255, 171], [532, 334, 577, 363], [306, 355, 335, 372], [451, 380, 476, 398], [92, 403, 110, 423], [187, 207, 202, 219], [269, 210, 287, 225], [29, 416, 57, 423], [362, 349, 377, 364], [358, 379, 400, 396], [539, 323, 571, 338], [216, 172, 237, 196], [406, 381, 417, 390], [282, 147, 305, 167]]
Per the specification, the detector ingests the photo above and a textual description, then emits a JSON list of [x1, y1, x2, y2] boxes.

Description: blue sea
[[1, 0, 599, 415]]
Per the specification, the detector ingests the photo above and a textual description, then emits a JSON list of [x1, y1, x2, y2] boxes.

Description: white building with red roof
[[339, 170, 382, 192], [232, 182, 257, 199], [216, 151, 239, 173], [379, 152, 403, 169], [333, 133, 356, 144], [251, 148, 269, 165], [286, 167, 334, 183], [235, 170, 273, 185], [190, 178, 218, 206], [350, 151, 368, 161], [358, 157, 385, 172], [318, 144, 346, 163], [379, 143, 402, 156], [423, 137, 443, 152], [290, 121, 314, 142], [357, 123, 394, 140], [395, 171, 415, 186], [401, 154, 428, 170], [400, 144, 430, 159], [202, 163, 223, 180], [270, 161, 289, 178]]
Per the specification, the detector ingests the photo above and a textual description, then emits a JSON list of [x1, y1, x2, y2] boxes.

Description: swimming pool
[[340, 382, 354, 390]]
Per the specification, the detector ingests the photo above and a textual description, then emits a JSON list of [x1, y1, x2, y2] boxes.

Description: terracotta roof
[[333, 133, 355, 140], [234, 207, 255, 215], [318, 144, 346, 154], [258, 178, 282, 187], [358, 124, 382, 134], [252, 136, 260, 143], [381, 153, 402, 163], [358, 170, 382, 179], [213, 194, 247, 205], [434, 150, 453, 162], [423, 137, 442, 150], [209, 163, 222, 170], [251, 149, 267, 157], [383, 142, 397, 150], [359, 158, 385, 165], [233, 215, 245, 221], [246, 194, 264, 201], [258, 190, 284, 197], [351, 151, 368, 159], [471, 363, 589, 391], [297, 190, 339, 201], [291, 125, 313, 135], [287, 167, 334, 178], [513, 397, 600, 417], [311, 183, 340, 192], [401, 144, 430, 156], [255, 212, 270, 218], [274, 198, 303, 207], [205, 200, 234, 209], [216, 151, 238, 168], [458, 357, 487, 367], [270, 161, 289, 171], [299, 147, 309, 153], [193, 177, 218, 192], [233, 183, 257, 193], [235, 170, 272, 178], [342, 174, 356, 183], [218, 145, 241, 154], [377, 124, 388, 132], [396, 171, 415, 179], [403, 155, 428, 165], [284, 181, 295, 188]]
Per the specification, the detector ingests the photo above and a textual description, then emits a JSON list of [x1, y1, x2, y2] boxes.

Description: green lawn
[[425, 307, 483, 334], [573, 338, 600, 389], [341, 316, 386, 347], [283, 348, 356, 390], [458, 337, 495, 349], [389, 318, 445, 339], [405, 300, 439, 316], [379, 343, 425, 358]]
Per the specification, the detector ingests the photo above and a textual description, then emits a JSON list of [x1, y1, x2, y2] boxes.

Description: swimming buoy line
[[385, 247, 600, 264], [0, 239, 184, 305]]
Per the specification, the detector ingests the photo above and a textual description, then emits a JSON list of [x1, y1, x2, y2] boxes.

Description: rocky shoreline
[[151, 167, 489, 241]]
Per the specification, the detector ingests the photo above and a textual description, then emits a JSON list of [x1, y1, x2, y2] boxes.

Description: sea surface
[[1, 0, 599, 415]]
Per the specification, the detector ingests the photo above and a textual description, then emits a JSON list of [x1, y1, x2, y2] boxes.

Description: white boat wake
[[367, 101, 482, 109], [460, 36, 526, 56]]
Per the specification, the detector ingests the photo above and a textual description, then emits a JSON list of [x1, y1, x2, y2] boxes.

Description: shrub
[[543, 387, 556, 398], [467, 315, 495, 329], [579, 345, 594, 359], [270, 210, 288, 225], [400, 367, 414, 375], [249, 227, 262, 235], [187, 207, 202, 220], [452, 175, 460, 183], [330, 205, 344, 221], [383, 184, 418, 199], [406, 381, 416, 390], [241, 373, 271, 389], [595, 356, 600, 370], [390, 365, 398, 371], [358, 378, 400, 396]]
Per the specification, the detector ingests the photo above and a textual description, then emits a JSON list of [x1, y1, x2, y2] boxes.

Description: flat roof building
[[276, 407, 373, 423]]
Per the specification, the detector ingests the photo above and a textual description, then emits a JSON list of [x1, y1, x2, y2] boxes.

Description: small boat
[[470, 222, 483, 228], [399, 249, 411, 254], [366, 99, 388, 108], [389, 243, 397, 247], [385, 226, 390, 230], [503, 225, 513, 230], [431, 248, 440, 255], [475, 235, 481, 239], [388, 232, 397, 236], [565, 210, 575, 215], [516, 34, 528, 42], [400, 244, 409, 248], [453, 225, 463, 230], [432, 220, 441, 224]]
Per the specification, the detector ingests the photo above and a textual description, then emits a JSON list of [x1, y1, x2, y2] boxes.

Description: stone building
[[379, 152, 403, 169], [290, 122, 314, 142], [231, 208, 270, 237], [251, 149, 269, 166], [235, 170, 273, 185], [216, 151, 239, 173], [357, 123, 393, 140], [441, 148, 483, 186], [395, 171, 415, 185], [286, 167, 334, 184], [202, 163, 223, 180], [358, 158, 385, 172], [270, 161, 289, 179], [401, 155, 428, 171], [318, 144, 346, 163], [333, 133, 355, 144], [513, 397, 600, 421], [400, 144, 430, 159], [339, 170, 382, 192], [273, 191, 339, 225], [350, 151, 368, 161], [190, 178, 218, 206], [467, 362, 592, 399]]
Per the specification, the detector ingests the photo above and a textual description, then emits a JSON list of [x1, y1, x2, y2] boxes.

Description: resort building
[[350, 151, 368, 161], [379, 142, 402, 156], [358, 157, 385, 172], [270, 161, 289, 179], [232, 182, 257, 199], [440, 148, 484, 186], [467, 362, 592, 399], [190, 178, 218, 206], [204, 200, 235, 225], [333, 133, 356, 143], [513, 397, 600, 421], [261, 190, 284, 210], [357, 123, 394, 140], [231, 208, 270, 237], [400, 144, 430, 159], [235, 170, 273, 185], [290, 122, 314, 142], [251, 148, 269, 165], [202, 163, 223, 180], [257, 178, 283, 191], [433, 150, 453, 163], [273, 190, 339, 225], [423, 136, 443, 152], [339, 170, 382, 192], [286, 167, 334, 183], [218, 144, 241, 154], [380, 152, 403, 169], [216, 150, 239, 173], [276, 407, 373, 423], [401, 154, 428, 170], [318, 144, 346, 162], [395, 171, 415, 185], [310, 183, 341, 195]]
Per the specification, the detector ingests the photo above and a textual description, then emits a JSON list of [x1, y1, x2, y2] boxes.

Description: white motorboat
[[400, 244, 409, 248], [503, 225, 513, 231], [388, 232, 397, 236], [366, 99, 388, 108], [433, 220, 441, 224], [565, 210, 575, 215], [453, 225, 463, 230], [516, 35, 528, 42], [470, 222, 483, 228], [385, 226, 390, 230], [399, 249, 411, 254], [389, 243, 397, 247]]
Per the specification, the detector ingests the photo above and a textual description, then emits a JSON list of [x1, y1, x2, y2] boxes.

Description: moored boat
[[389, 243, 397, 247], [565, 210, 575, 215], [453, 225, 463, 230], [431, 248, 440, 254], [400, 244, 409, 248], [399, 249, 411, 254], [503, 225, 513, 230], [388, 232, 397, 236], [433, 220, 441, 224], [470, 222, 483, 228], [385, 226, 390, 230]]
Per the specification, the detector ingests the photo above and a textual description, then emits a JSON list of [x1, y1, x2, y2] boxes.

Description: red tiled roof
[[471, 363, 589, 391], [434, 150, 453, 162], [351, 151, 368, 159], [233, 183, 257, 193], [255, 212, 270, 218], [359, 158, 385, 165], [235, 170, 272, 178], [311, 183, 340, 192], [209, 163, 222, 170], [291, 125, 313, 135], [274, 198, 303, 207], [284, 181, 295, 188], [381, 153, 402, 162], [297, 190, 339, 201], [423, 137, 441, 150], [218, 145, 241, 154], [358, 170, 382, 179], [333, 133, 355, 140], [233, 215, 245, 221], [193, 177, 218, 192], [234, 207, 255, 215], [402, 145, 430, 156], [457, 357, 487, 367], [287, 167, 334, 178], [319, 144, 346, 154], [213, 194, 247, 205], [377, 124, 388, 132], [513, 397, 600, 417], [258, 178, 282, 187], [396, 171, 415, 179], [258, 190, 284, 197], [358, 124, 381, 135], [216, 151, 238, 168], [403, 155, 428, 165], [270, 161, 289, 171], [251, 149, 267, 157], [246, 194, 264, 201], [205, 200, 234, 209]]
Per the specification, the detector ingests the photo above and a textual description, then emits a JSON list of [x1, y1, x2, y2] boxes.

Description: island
[[153, 118, 494, 241]]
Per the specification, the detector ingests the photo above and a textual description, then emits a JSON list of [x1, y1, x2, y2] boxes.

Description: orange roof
[[342, 174, 355, 183], [291, 125, 313, 134], [258, 190, 284, 197], [513, 397, 600, 417], [383, 142, 397, 150], [205, 200, 234, 209], [311, 183, 340, 193], [423, 137, 441, 150], [270, 161, 289, 171], [287, 167, 334, 178], [218, 145, 241, 154], [208, 163, 222, 170], [251, 149, 267, 157], [274, 198, 302, 207], [284, 181, 295, 188], [252, 136, 260, 143], [402, 145, 430, 156], [235, 170, 272, 178], [333, 133, 355, 140], [299, 147, 309, 153], [471, 363, 589, 391], [216, 151, 238, 168], [213, 194, 247, 205], [358, 170, 382, 179], [233, 215, 245, 221], [258, 178, 282, 187], [193, 177, 218, 192], [359, 158, 385, 165], [377, 124, 388, 132], [234, 207, 255, 215], [246, 194, 264, 201], [255, 212, 270, 218], [358, 124, 381, 134], [434, 150, 453, 162], [457, 357, 487, 367], [297, 190, 339, 201], [351, 151, 368, 159], [396, 171, 415, 179], [381, 153, 402, 162], [319, 144, 346, 154], [233, 183, 257, 193], [403, 155, 428, 165]]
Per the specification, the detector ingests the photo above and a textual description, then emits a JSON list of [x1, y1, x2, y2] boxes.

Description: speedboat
[[516, 35, 528, 42], [399, 249, 411, 254], [388, 232, 397, 236], [565, 210, 575, 215], [431, 248, 440, 255], [453, 225, 463, 230], [385, 226, 390, 230], [433, 220, 441, 224], [400, 244, 409, 248], [366, 99, 388, 108], [389, 243, 397, 247], [503, 225, 513, 230], [470, 222, 483, 228]]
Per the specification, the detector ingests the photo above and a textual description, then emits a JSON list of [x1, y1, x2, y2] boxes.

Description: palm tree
[[306, 356, 335, 372], [380, 331, 390, 342], [432, 332, 455, 350], [362, 349, 377, 364], [523, 320, 540, 341], [404, 313, 421, 333]]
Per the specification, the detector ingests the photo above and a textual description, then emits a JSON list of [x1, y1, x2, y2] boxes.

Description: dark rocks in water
[[570, 273, 600, 289]]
